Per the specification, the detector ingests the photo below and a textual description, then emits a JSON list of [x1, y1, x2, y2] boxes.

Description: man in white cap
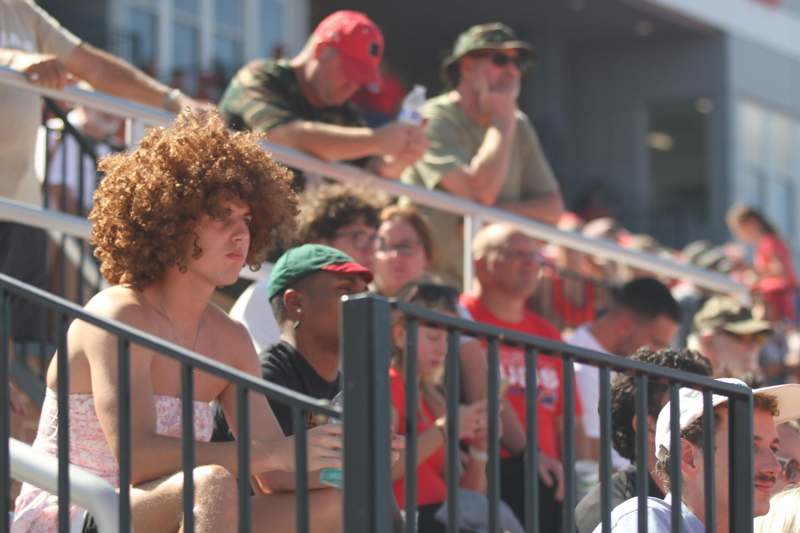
[[596, 378, 800, 532]]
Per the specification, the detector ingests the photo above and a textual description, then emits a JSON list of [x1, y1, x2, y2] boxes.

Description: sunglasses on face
[[471, 51, 533, 73], [395, 282, 459, 313], [720, 330, 770, 345]]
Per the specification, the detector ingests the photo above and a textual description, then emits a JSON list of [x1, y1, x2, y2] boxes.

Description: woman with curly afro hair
[[12, 110, 345, 533]]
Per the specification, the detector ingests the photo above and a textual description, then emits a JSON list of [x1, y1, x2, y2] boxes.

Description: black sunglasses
[[472, 51, 533, 72], [395, 281, 460, 312]]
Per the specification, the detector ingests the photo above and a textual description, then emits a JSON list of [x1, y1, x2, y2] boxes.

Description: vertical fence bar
[[702, 390, 715, 533], [341, 295, 393, 533], [404, 318, 418, 533], [117, 338, 131, 533], [524, 347, 538, 533], [635, 374, 649, 533], [561, 354, 575, 533], [598, 366, 612, 533], [486, 338, 501, 533], [181, 363, 195, 533], [669, 383, 681, 533], [445, 328, 460, 533], [237, 385, 251, 533], [292, 407, 309, 533], [461, 214, 483, 294], [57, 314, 70, 533], [729, 391, 753, 533], [0, 290, 10, 529]]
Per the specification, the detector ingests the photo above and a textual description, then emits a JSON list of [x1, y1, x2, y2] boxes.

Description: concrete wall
[[565, 35, 730, 245]]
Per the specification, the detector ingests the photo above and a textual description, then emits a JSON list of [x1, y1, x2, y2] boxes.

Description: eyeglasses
[[471, 51, 533, 73], [375, 238, 423, 257], [333, 229, 377, 251]]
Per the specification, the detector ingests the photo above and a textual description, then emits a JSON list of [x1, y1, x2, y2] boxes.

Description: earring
[[293, 319, 301, 330]]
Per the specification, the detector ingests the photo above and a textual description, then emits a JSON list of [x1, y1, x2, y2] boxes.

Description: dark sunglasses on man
[[471, 50, 533, 73]]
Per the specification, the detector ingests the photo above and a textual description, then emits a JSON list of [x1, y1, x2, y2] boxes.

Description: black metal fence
[[0, 273, 339, 533], [340, 293, 756, 533]]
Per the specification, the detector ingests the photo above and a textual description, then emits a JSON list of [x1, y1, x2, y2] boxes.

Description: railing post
[[1, 290, 10, 529], [461, 214, 481, 293], [341, 294, 393, 533], [729, 392, 753, 533]]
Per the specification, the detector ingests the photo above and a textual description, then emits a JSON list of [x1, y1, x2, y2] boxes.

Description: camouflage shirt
[[219, 58, 366, 134]]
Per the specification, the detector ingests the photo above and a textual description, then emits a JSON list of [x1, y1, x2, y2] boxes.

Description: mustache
[[755, 473, 777, 485]]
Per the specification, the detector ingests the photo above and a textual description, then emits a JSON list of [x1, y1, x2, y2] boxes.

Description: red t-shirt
[[549, 274, 596, 329], [460, 294, 583, 460], [389, 367, 447, 508], [755, 234, 797, 293]]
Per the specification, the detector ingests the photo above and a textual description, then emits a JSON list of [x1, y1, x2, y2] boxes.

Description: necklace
[[155, 296, 203, 352]]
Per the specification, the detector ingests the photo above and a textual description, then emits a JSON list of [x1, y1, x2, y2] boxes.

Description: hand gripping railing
[[9, 438, 126, 533], [0, 65, 745, 297], [0, 273, 338, 533], [341, 293, 755, 533]]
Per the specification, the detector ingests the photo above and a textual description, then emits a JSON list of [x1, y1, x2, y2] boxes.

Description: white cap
[[654, 378, 800, 460]]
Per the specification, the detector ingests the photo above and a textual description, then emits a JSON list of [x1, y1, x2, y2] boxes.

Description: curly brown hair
[[90, 110, 298, 288], [293, 184, 386, 245], [610, 348, 712, 462]]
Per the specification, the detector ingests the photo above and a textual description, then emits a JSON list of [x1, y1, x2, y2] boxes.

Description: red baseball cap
[[313, 10, 384, 86]]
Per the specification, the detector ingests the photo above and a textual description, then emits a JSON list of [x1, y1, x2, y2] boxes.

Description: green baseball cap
[[693, 296, 772, 336], [442, 23, 534, 83], [266, 244, 373, 301]]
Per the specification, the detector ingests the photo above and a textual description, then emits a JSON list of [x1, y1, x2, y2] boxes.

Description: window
[[260, 0, 285, 58], [128, 8, 157, 73], [737, 100, 799, 251]]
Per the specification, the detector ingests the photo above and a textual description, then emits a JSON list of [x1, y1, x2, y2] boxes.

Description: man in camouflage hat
[[687, 296, 773, 381], [219, 10, 427, 186], [402, 23, 564, 284]]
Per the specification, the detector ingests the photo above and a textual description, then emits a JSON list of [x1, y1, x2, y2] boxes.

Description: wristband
[[434, 416, 447, 441], [164, 88, 183, 112]]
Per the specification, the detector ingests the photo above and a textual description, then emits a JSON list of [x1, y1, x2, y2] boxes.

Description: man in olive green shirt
[[403, 23, 564, 284], [220, 10, 427, 185]]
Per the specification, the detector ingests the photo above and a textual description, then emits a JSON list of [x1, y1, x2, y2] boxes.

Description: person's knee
[[193, 464, 238, 512]]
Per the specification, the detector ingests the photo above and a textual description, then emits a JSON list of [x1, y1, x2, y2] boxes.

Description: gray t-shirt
[[0, 0, 81, 204], [401, 91, 558, 283], [594, 493, 704, 533]]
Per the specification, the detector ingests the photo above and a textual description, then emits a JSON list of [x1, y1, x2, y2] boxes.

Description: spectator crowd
[[4, 2, 800, 532]]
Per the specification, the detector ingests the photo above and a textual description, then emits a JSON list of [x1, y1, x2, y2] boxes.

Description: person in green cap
[[688, 296, 772, 382], [402, 22, 564, 284]]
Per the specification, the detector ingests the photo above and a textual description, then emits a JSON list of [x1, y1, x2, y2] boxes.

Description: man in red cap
[[219, 10, 427, 185]]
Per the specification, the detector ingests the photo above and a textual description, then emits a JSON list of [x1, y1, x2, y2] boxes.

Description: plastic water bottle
[[397, 85, 427, 126], [319, 391, 343, 488]]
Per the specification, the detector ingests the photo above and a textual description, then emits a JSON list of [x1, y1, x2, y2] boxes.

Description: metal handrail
[[0, 65, 744, 295], [0, 198, 267, 282], [9, 438, 126, 533]]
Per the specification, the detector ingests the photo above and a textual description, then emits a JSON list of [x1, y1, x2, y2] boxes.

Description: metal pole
[[341, 295, 393, 533]]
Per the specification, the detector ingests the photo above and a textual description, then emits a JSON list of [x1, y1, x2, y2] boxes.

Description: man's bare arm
[[498, 190, 565, 225]]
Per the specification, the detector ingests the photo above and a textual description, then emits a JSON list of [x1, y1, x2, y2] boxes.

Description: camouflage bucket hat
[[442, 23, 535, 84]]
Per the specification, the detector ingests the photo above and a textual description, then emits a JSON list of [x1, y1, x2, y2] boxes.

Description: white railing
[[10, 438, 126, 533], [0, 65, 745, 296]]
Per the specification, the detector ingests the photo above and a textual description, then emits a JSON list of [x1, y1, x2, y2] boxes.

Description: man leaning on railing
[[401, 22, 565, 284], [598, 378, 800, 532], [218, 10, 428, 188], [11, 110, 344, 533]]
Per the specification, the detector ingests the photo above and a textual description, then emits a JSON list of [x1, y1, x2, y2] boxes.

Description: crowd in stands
[[5, 2, 800, 532]]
